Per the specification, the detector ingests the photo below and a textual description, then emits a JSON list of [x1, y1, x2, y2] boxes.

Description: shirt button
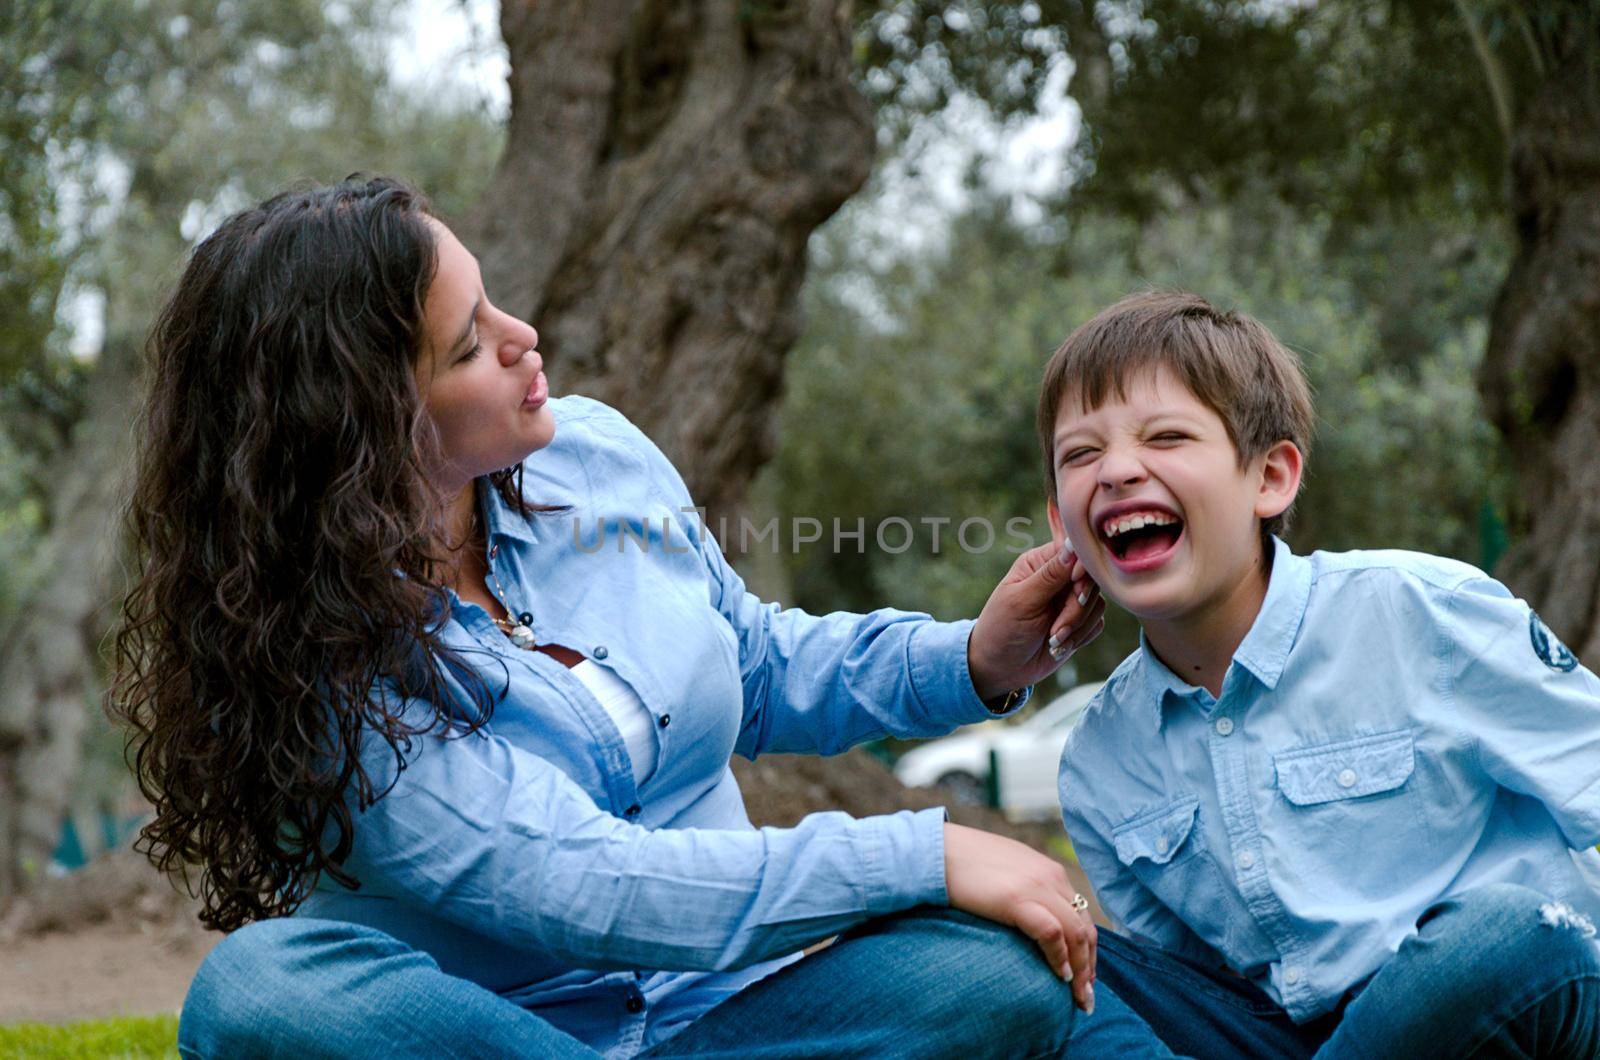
[[658, 714, 671, 728], [1238, 851, 1255, 870], [1155, 836, 1170, 855], [625, 995, 644, 1014], [625, 804, 642, 817], [1214, 717, 1234, 736], [1337, 768, 1357, 788], [1284, 968, 1302, 985], [593, 645, 609, 660]]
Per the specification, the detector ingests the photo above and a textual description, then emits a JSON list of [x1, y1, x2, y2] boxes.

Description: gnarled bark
[[1480, 42, 1600, 661], [468, 0, 874, 518], [0, 347, 136, 898]]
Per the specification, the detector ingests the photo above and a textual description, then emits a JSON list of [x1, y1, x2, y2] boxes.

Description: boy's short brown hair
[[1036, 290, 1315, 537]]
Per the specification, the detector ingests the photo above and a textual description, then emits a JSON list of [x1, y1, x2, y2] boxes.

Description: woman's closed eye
[[457, 340, 482, 364]]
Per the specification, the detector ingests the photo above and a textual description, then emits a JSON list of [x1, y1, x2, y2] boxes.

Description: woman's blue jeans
[[179, 906, 1178, 1058]]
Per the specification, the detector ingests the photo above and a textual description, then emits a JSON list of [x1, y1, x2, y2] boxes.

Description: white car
[[893, 682, 1104, 821]]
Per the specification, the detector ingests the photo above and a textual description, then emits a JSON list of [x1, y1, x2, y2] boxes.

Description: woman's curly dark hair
[[109, 175, 527, 931]]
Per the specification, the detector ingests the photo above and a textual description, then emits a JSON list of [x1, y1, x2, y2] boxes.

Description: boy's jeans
[[1097, 883, 1600, 1059], [179, 906, 1179, 1058]]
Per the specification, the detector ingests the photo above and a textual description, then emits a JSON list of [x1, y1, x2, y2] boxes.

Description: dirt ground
[[0, 922, 216, 1023], [1, 750, 1095, 1024], [0, 848, 218, 1023]]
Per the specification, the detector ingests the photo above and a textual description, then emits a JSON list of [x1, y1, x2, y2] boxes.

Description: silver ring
[[1070, 893, 1090, 912]]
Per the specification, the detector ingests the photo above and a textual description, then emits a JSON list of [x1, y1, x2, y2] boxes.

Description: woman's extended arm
[[341, 706, 948, 973], [600, 402, 1097, 759]]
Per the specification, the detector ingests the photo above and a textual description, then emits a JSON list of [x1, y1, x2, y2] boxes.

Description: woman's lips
[[523, 370, 548, 409]]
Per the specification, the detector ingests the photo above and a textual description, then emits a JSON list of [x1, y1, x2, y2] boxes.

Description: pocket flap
[[1111, 798, 1200, 866], [1274, 730, 1415, 807]]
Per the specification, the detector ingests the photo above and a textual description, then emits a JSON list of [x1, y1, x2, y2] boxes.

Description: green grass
[[1047, 833, 1078, 864], [0, 1015, 178, 1058]]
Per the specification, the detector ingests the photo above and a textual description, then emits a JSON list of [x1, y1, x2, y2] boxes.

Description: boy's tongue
[[1120, 525, 1181, 563]]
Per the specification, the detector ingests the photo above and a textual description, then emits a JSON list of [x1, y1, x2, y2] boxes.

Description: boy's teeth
[[1102, 511, 1178, 538]]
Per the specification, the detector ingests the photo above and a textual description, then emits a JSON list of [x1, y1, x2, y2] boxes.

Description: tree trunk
[[468, 0, 874, 519], [0, 346, 136, 899], [1479, 42, 1600, 662]]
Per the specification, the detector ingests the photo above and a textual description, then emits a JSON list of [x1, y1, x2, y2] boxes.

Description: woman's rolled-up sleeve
[[611, 410, 1013, 760], [344, 710, 949, 973], [707, 554, 1005, 759]]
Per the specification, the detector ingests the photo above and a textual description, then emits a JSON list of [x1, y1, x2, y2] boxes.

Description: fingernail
[[1077, 590, 1089, 607], [1059, 543, 1074, 565], [1049, 644, 1066, 662], [1084, 984, 1095, 1015], [1048, 631, 1063, 652]]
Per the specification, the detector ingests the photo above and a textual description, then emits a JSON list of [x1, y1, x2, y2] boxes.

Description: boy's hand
[[968, 542, 1105, 703], [944, 823, 1098, 1013]]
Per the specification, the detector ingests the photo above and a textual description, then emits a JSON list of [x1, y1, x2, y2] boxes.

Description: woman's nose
[[496, 318, 539, 365]]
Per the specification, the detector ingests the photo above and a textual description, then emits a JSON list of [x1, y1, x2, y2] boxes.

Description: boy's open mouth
[[1099, 509, 1185, 567]]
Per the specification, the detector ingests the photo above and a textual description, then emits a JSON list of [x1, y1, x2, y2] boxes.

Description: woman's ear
[[1254, 440, 1304, 521]]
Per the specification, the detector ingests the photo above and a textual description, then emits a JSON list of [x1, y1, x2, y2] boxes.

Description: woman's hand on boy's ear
[[967, 542, 1104, 702]]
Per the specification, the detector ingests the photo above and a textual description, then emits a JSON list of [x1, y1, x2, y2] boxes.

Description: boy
[[1045, 291, 1600, 1058]]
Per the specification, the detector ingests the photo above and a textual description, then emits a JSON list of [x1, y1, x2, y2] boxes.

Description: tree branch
[[1451, 0, 1515, 141]]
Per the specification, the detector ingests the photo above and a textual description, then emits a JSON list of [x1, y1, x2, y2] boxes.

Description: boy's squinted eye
[[1060, 447, 1098, 467]]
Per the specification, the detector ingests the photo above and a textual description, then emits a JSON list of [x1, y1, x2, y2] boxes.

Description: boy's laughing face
[[1046, 366, 1300, 626]]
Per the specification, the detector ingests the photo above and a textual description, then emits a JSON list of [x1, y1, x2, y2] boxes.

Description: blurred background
[[2, 0, 1593, 1019]]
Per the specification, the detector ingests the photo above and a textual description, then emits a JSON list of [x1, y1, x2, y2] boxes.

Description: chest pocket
[[1269, 728, 1429, 901], [1274, 729, 1415, 806], [1110, 797, 1278, 971], [1113, 798, 1203, 867]]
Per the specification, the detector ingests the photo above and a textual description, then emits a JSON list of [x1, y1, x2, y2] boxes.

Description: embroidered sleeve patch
[[1529, 611, 1579, 672]]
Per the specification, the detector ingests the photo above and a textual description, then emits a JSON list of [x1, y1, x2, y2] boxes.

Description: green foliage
[[0, 0, 504, 514], [765, 195, 1509, 681], [852, 1, 1586, 226], [0, 1014, 177, 1058], [1069, 0, 1513, 225]]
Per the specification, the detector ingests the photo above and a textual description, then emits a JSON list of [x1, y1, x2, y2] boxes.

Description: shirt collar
[[477, 475, 538, 546], [1135, 629, 1202, 728], [1231, 536, 1312, 690], [1132, 536, 1312, 727]]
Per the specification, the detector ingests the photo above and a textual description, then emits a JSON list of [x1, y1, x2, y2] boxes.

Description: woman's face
[[414, 219, 554, 492]]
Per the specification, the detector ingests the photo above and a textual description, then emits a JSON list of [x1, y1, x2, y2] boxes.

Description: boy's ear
[[1046, 497, 1067, 548], [1254, 440, 1304, 521]]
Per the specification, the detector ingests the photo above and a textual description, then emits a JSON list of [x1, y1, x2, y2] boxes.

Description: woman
[[112, 176, 1163, 1057]]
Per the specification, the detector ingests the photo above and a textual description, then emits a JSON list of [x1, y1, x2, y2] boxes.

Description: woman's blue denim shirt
[[298, 396, 1008, 1057]]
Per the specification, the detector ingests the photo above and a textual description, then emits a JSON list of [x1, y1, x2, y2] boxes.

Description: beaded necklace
[[483, 542, 538, 651]]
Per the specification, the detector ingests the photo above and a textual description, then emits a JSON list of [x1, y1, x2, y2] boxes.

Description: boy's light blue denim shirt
[[1059, 536, 1600, 1023], [299, 396, 1010, 1058]]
